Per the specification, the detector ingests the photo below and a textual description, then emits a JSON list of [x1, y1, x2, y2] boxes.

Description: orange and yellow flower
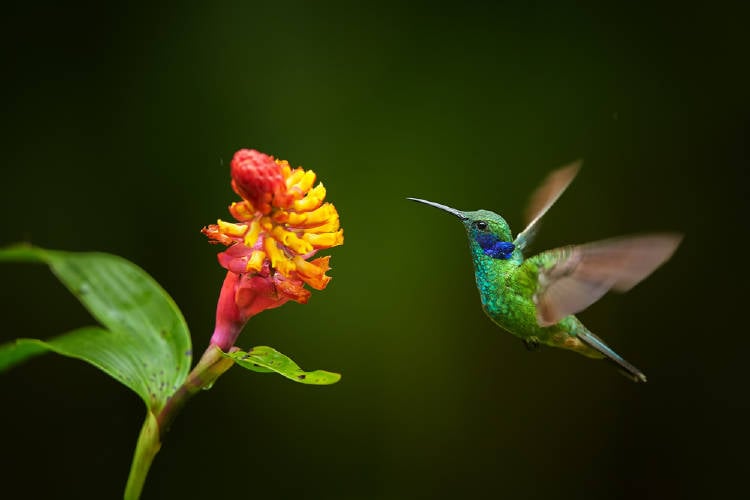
[[203, 149, 343, 349]]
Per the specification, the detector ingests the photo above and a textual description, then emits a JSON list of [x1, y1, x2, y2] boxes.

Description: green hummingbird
[[408, 162, 681, 382]]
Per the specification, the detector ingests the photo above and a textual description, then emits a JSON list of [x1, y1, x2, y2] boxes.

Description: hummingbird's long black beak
[[406, 198, 467, 220]]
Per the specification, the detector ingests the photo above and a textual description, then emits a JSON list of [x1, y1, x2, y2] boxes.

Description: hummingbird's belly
[[482, 290, 546, 339], [483, 291, 598, 356]]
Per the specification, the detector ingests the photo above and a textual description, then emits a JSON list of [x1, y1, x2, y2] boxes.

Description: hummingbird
[[408, 162, 682, 382]]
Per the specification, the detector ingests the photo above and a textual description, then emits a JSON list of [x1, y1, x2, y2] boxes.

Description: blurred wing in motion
[[528, 234, 683, 326], [514, 161, 581, 252]]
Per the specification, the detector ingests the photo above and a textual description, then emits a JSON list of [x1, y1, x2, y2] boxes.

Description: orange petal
[[310, 255, 331, 272], [229, 201, 256, 221], [271, 210, 290, 223], [276, 278, 311, 304], [202, 225, 235, 246], [294, 255, 332, 290]]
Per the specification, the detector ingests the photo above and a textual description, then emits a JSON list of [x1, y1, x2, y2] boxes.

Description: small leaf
[[0, 245, 192, 411], [227, 346, 341, 385]]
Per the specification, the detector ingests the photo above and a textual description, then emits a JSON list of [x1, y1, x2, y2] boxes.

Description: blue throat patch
[[475, 233, 515, 260]]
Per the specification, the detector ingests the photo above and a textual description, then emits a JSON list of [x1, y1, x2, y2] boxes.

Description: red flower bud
[[230, 149, 286, 213]]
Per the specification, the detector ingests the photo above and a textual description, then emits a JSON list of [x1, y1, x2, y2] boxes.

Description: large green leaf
[[0, 245, 192, 411], [227, 346, 341, 385]]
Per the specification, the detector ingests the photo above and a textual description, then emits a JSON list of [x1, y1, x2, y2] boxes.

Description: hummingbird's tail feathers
[[577, 330, 647, 383]]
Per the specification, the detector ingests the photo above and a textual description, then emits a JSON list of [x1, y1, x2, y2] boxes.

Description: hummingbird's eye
[[474, 220, 488, 231]]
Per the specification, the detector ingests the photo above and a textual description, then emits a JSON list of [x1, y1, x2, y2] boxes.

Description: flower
[[203, 149, 343, 350]]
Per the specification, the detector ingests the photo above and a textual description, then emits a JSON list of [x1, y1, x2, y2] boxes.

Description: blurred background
[[1, 1, 747, 498]]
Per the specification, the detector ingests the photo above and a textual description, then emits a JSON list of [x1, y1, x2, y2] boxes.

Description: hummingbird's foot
[[523, 338, 541, 352]]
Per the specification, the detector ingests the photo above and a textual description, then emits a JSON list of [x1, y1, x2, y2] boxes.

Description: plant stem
[[123, 345, 235, 499], [124, 412, 161, 500], [156, 345, 234, 434]]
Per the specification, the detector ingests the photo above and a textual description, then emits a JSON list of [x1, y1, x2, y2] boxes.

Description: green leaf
[[0, 340, 48, 369], [0, 245, 192, 411], [227, 346, 341, 385]]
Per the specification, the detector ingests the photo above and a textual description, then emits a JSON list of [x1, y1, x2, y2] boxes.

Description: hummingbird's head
[[407, 198, 516, 260]]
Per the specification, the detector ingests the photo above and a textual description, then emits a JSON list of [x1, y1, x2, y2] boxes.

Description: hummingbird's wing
[[513, 161, 581, 253], [525, 234, 682, 326]]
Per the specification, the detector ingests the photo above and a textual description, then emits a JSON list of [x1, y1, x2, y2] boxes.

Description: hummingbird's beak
[[406, 198, 467, 220]]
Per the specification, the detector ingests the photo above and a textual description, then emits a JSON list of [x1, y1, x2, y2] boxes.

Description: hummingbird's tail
[[577, 330, 647, 383]]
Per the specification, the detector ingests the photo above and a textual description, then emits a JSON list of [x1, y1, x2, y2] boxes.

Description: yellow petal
[[276, 257, 296, 276], [276, 159, 292, 179], [263, 238, 296, 277], [302, 214, 340, 234], [260, 217, 274, 232], [288, 170, 316, 199], [286, 203, 337, 227], [217, 220, 247, 237], [303, 229, 344, 248], [271, 226, 313, 255], [293, 183, 326, 212], [243, 219, 261, 247], [246, 250, 266, 272], [285, 168, 306, 189]]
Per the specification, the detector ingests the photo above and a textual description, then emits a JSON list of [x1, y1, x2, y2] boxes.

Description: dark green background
[[1, 2, 747, 498]]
